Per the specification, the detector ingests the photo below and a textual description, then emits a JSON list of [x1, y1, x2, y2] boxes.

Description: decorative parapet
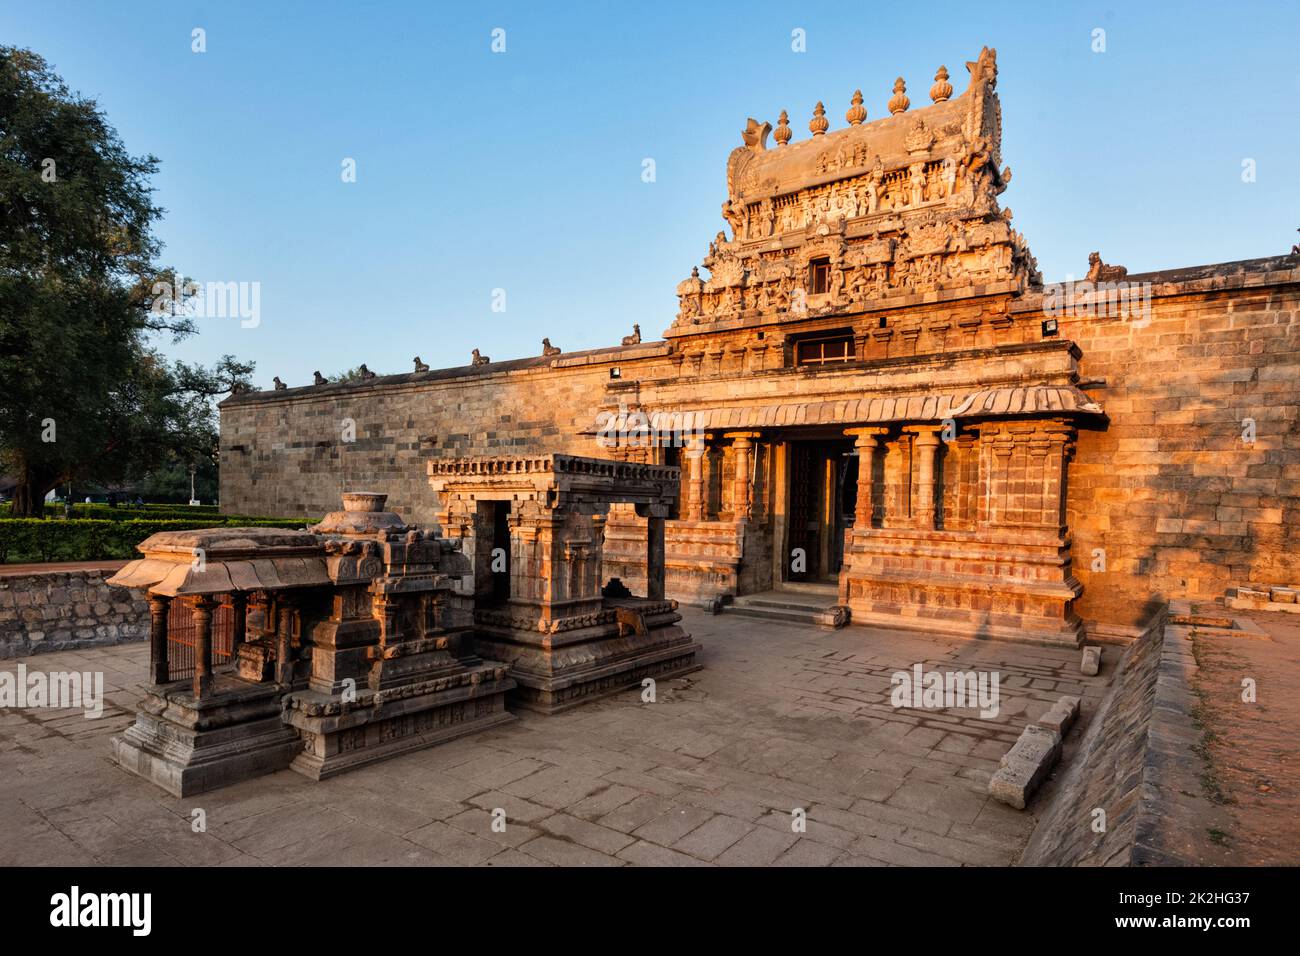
[[427, 454, 681, 515]]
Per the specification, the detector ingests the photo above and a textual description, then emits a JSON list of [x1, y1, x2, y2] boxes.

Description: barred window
[[795, 334, 853, 366]]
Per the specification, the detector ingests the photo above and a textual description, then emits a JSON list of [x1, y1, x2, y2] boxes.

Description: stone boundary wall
[[219, 261, 1300, 635], [218, 348, 662, 529], [0, 569, 149, 658], [1019, 608, 1230, 866], [1044, 264, 1300, 633]]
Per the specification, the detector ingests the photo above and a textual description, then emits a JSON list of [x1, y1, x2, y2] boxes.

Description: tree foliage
[[0, 46, 252, 515]]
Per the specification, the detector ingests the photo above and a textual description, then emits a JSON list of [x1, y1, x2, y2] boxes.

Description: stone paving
[[0, 609, 1111, 866]]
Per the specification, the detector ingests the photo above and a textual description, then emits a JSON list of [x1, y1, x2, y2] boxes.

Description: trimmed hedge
[[2, 502, 229, 521], [0, 518, 313, 563]]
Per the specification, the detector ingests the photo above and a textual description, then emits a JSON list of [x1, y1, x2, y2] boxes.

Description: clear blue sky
[[4, 1, 1297, 387]]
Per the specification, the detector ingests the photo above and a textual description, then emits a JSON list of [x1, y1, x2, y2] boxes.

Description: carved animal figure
[[313, 370, 327, 386], [1086, 252, 1128, 283], [471, 349, 489, 366], [621, 324, 641, 346], [358, 364, 376, 380], [614, 607, 647, 637], [413, 356, 429, 373], [1292, 228, 1299, 256], [542, 338, 561, 357], [273, 376, 286, 390]]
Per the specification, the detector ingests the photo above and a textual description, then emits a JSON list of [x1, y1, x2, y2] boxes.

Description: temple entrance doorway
[[783, 438, 857, 584]]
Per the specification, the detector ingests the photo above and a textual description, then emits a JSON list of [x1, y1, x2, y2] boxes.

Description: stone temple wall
[[1045, 269, 1300, 635], [219, 353, 637, 529], [219, 262, 1300, 637], [0, 568, 149, 657]]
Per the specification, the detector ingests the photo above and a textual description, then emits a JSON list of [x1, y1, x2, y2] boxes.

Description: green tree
[[0, 46, 251, 515]]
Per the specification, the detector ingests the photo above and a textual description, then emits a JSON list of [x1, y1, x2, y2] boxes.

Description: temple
[[218, 46, 1300, 652]]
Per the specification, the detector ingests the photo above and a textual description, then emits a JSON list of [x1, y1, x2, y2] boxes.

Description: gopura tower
[[604, 46, 1104, 644]]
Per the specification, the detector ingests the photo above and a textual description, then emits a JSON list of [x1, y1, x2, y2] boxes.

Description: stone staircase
[[721, 584, 839, 627]]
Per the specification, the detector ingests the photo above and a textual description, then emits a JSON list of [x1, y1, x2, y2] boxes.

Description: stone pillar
[[192, 595, 218, 700], [230, 591, 247, 655], [844, 427, 887, 529], [685, 436, 706, 521], [725, 432, 760, 520], [908, 426, 943, 529], [275, 597, 296, 686], [148, 594, 171, 685], [646, 515, 666, 601]]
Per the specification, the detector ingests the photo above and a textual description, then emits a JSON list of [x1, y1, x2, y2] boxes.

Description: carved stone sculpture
[[621, 324, 642, 346], [542, 338, 561, 357], [471, 349, 490, 366], [1086, 252, 1128, 283], [273, 376, 286, 390], [313, 370, 327, 386], [413, 356, 429, 373]]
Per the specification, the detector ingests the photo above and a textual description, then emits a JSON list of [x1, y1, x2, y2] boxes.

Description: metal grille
[[166, 596, 234, 683]]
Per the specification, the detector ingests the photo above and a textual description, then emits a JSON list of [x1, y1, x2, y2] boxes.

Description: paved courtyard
[[0, 609, 1110, 866]]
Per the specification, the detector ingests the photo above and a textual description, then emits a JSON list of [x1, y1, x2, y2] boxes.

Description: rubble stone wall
[[0, 569, 149, 657]]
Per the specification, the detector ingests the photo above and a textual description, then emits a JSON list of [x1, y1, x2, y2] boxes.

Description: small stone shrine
[[427, 455, 702, 713]]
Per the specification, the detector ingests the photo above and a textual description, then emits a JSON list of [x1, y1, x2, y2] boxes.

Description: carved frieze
[[670, 47, 1036, 330]]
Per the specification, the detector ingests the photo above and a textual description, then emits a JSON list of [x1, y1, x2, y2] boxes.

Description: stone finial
[[888, 78, 910, 115], [845, 90, 866, 126], [809, 101, 829, 136], [774, 110, 792, 146], [930, 66, 952, 103]]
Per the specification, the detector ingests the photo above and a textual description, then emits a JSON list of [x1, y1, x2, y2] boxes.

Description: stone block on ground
[[1033, 694, 1081, 737], [989, 724, 1062, 810], [1081, 644, 1101, 676], [813, 605, 850, 629]]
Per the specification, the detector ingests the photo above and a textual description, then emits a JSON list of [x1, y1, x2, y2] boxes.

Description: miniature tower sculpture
[[283, 492, 514, 779]]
